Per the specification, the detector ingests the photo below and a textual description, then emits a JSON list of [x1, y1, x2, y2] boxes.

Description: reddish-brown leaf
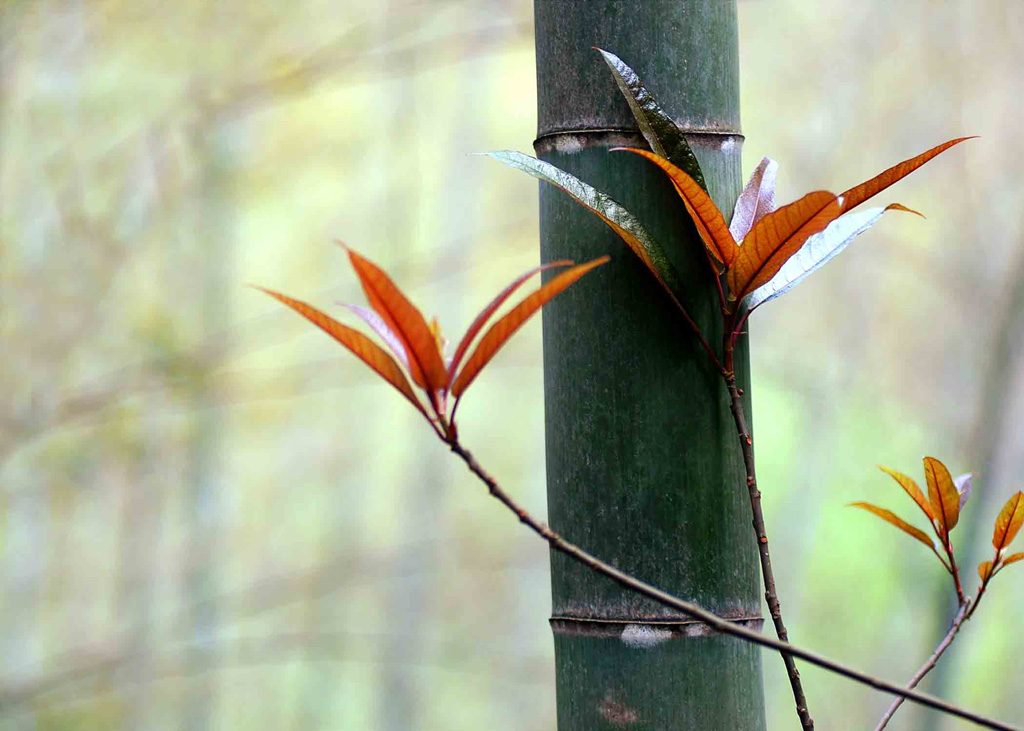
[[617, 148, 738, 271], [451, 256, 610, 398], [838, 137, 975, 212], [256, 287, 427, 417], [992, 491, 1024, 551], [1001, 551, 1024, 567], [725, 138, 971, 303], [978, 560, 994, 581], [344, 246, 448, 393], [726, 190, 840, 301], [848, 502, 935, 551], [878, 465, 935, 524], [447, 260, 572, 389], [924, 456, 960, 537]]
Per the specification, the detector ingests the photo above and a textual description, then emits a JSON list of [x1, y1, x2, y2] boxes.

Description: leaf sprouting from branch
[[878, 464, 935, 523], [1001, 552, 1024, 567], [849, 502, 936, 551], [255, 287, 427, 418], [924, 456, 961, 538], [978, 560, 994, 581], [344, 246, 448, 393], [992, 491, 1024, 551]]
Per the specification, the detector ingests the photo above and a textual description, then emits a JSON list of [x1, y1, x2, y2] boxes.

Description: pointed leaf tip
[[886, 202, 925, 219], [878, 464, 935, 523], [255, 287, 427, 418], [839, 137, 975, 213], [992, 491, 1024, 551], [451, 256, 609, 398]]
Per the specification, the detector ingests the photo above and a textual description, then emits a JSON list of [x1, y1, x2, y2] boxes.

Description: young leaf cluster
[[257, 245, 608, 441], [489, 49, 971, 371], [852, 457, 1024, 613]]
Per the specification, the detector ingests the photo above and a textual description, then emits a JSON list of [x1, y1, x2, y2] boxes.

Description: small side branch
[[875, 601, 971, 730], [447, 439, 1019, 731], [724, 370, 814, 730], [664, 290, 725, 375]]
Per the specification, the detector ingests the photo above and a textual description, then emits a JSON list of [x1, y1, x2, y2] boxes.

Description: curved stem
[[947, 542, 966, 605], [724, 366, 814, 730], [666, 290, 725, 374], [446, 438, 1018, 731], [876, 600, 971, 730]]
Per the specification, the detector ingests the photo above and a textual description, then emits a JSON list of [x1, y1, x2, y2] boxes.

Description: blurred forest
[[2, 1, 1022, 729]]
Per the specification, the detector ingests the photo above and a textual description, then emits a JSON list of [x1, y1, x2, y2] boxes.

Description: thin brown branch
[[724, 368, 814, 730], [876, 601, 971, 730], [662, 289, 725, 374], [447, 438, 1020, 731], [681, 307, 725, 375]]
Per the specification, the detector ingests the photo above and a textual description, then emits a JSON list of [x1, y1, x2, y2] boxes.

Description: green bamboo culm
[[533, 1, 767, 728]]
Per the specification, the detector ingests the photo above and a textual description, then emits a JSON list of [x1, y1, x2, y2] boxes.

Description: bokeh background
[[2, 1, 1022, 729]]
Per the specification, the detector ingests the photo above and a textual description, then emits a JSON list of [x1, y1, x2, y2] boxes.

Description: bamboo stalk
[[534, 2, 764, 727]]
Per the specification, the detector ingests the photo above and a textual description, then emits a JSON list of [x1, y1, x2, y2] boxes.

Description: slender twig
[[664, 290, 725, 374], [447, 438, 1019, 731], [940, 535, 967, 606], [965, 545, 1004, 622], [723, 364, 814, 730], [876, 600, 971, 730]]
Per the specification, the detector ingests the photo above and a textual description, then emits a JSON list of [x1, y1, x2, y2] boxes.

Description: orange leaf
[[255, 287, 427, 418], [838, 137, 975, 213], [924, 456, 960, 537], [447, 260, 572, 389], [1001, 551, 1024, 567], [978, 560, 994, 581], [878, 465, 934, 524], [451, 256, 610, 398], [617, 148, 738, 271], [344, 246, 448, 393], [725, 137, 971, 303], [849, 502, 935, 551], [725, 190, 840, 301], [992, 491, 1024, 551]]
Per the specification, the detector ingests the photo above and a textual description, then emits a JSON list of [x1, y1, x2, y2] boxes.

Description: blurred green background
[[2, 1, 1022, 729]]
